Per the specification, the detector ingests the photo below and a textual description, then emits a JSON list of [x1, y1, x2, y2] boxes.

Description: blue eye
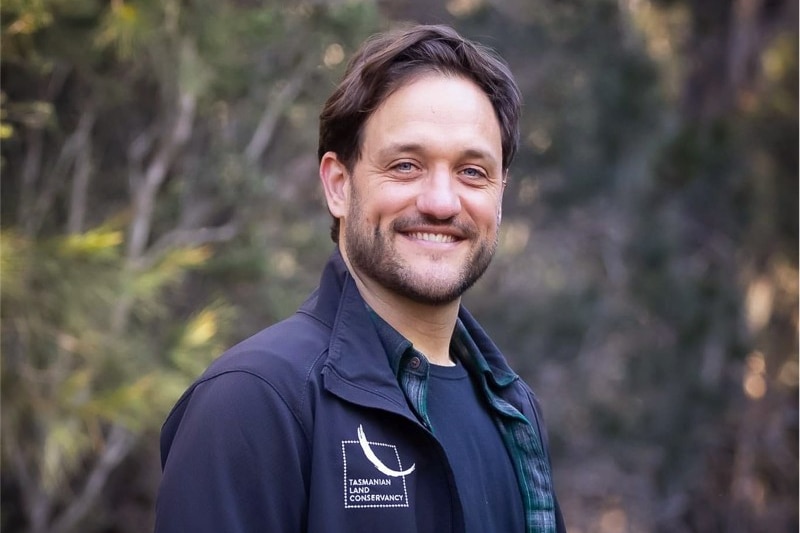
[[461, 167, 486, 180], [394, 162, 415, 172]]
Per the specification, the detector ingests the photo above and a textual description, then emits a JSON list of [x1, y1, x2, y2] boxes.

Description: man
[[155, 24, 565, 533]]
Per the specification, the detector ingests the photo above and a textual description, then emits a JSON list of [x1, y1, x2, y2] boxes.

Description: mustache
[[390, 215, 479, 238]]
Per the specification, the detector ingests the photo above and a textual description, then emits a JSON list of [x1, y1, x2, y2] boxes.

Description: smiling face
[[322, 73, 505, 306]]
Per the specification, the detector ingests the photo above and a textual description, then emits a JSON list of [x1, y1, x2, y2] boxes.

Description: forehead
[[362, 73, 503, 161]]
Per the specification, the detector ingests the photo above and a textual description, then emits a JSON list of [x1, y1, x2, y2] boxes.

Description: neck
[[345, 263, 459, 367]]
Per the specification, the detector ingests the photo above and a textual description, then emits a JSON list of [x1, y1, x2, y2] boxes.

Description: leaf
[[60, 228, 124, 259], [169, 302, 234, 378], [41, 418, 89, 492]]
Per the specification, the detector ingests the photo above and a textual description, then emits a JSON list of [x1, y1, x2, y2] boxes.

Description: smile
[[408, 232, 458, 243]]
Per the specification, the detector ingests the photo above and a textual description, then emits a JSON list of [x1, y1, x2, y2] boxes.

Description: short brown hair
[[318, 24, 522, 243]]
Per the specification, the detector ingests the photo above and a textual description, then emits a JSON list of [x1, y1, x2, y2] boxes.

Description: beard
[[343, 193, 498, 306]]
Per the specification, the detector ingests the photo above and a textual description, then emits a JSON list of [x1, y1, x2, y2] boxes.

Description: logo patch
[[341, 425, 415, 508]]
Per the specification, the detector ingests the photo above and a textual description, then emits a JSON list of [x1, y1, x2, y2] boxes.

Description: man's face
[[340, 73, 505, 306]]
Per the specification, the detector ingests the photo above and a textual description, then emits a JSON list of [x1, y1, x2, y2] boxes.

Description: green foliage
[[0, 226, 224, 487]]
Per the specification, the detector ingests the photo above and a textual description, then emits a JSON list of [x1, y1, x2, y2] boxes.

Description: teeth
[[410, 232, 456, 243]]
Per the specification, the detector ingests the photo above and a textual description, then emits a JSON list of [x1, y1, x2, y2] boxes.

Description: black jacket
[[155, 249, 565, 532]]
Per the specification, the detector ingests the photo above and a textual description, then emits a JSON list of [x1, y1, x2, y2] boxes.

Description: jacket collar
[[300, 248, 519, 411], [300, 249, 412, 416]]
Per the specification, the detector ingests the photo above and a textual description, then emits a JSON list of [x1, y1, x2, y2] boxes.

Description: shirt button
[[409, 356, 421, 369]]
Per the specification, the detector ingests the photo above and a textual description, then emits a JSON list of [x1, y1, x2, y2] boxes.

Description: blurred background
[[1, 0, 797, 532]]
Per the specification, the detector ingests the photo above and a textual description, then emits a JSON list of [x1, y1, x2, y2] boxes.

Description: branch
[[18, 127, 44, 236], [67, 110, 97, 234], [17, 62, 73, 237], [9, 437, 51, 533], [113, 90, 197, 333], [137, 221, 240, 270], [126, 124, 159, 190], [126, 90, 197, 262], [25, 108, 96, 237], [49, 424, 137, 533], [244, 54, 316, 163]]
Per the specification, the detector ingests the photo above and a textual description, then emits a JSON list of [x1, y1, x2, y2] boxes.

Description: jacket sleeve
[[154, 370, 310, 533]]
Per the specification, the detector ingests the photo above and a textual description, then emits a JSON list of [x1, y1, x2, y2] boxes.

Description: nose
[[416, 167, 461, 220]]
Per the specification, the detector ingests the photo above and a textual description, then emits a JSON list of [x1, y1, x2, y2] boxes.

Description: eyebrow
[[376, 142, 425, 159], [378, 142, 499, 166]]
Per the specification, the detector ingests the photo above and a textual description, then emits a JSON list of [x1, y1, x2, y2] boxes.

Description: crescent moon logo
[[357, 425, 416, 477]]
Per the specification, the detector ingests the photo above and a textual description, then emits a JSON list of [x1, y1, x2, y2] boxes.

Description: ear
[[497, 171, 508, 225], [319, 151, 350, 219]]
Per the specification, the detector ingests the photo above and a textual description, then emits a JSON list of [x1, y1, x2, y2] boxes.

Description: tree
[[1, 1, 380, 531]]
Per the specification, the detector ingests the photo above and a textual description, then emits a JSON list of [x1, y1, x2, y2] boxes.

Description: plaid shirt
[[368, 308, 557, 533]]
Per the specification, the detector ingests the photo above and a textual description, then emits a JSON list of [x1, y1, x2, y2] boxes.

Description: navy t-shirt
[[427, 359, 526, 533]]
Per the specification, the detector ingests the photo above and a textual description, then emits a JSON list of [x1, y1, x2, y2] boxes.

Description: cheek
[[466, 193, 503, 229], [349, 195, 393, 230], [367, 186, 414, 220]]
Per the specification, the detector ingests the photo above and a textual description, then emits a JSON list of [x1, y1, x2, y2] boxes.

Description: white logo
[[341, 425, 415, 508], [357, 425, 416, 477]]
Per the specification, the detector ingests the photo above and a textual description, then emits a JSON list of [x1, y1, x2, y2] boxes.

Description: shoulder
[[204, 310, 330, 385], [162, 312, 332, 446], [207, 309, 330, 393]]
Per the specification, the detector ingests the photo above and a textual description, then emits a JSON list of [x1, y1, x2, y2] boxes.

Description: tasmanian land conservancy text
[[347, 479, 405, 503]]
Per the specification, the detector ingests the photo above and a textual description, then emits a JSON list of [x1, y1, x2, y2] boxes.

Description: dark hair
[[318, 24, 522, 243]]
